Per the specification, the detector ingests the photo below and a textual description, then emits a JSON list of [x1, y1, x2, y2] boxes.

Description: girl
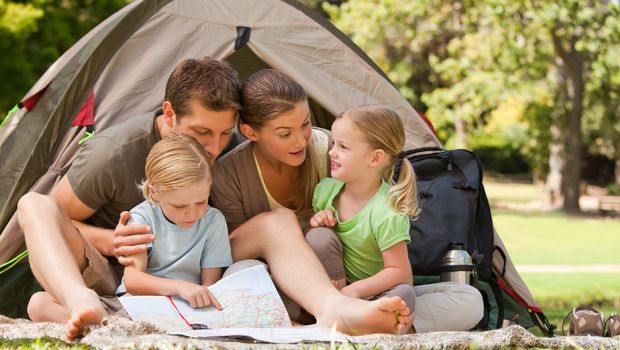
[[118, 132, 232, 307], [308, 105, 418, 329]]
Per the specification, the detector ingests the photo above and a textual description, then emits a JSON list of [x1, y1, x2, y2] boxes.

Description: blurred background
[[1, 0, 619, 330]]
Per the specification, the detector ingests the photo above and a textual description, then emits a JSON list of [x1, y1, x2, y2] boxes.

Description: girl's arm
[[340, 241, 412, 299], [123, 254, 222, 309]]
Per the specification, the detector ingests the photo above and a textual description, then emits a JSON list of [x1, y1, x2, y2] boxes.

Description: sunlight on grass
[[521, 273, 620, 307], [484, 178, 542, 204], [493, 210, 620, 265]]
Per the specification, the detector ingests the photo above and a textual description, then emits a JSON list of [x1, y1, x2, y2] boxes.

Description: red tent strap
[[417, 111, 437, 137], [495, 275, 543, 314]]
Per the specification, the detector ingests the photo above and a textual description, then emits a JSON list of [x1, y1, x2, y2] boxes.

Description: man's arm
[[50, 176, 153, 258]]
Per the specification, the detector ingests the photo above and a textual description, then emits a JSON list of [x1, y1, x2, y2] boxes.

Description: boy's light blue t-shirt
[[116, 201, 232, 294]]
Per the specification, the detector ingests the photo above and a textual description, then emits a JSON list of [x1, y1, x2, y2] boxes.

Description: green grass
[[492, 209, 620, 265], [0, 337, 89, 349], [485, 178, 620, 334], [485, 179, 542, 204]]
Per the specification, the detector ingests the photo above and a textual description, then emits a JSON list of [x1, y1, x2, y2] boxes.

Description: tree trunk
[[562, 52, 584, 213], [454, 115, 467, 149], [551, 30, 584, 214], [544, 124, 564, 208], [615, 138, 620, 186]]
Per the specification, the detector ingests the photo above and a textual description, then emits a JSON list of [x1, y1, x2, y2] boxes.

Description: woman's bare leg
[[229, 208, 411, 334], [17, 193, 106, 339]]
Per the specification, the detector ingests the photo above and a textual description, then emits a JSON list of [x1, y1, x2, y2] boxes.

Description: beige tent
[[0, 0, 551, 336]]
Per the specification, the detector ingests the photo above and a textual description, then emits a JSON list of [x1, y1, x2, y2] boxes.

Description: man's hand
[[114, 211, 155, 266], [175, 280, 222, 309], [309, 210, 337, 228]]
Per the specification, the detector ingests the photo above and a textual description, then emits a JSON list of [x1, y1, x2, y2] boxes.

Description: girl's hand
[[309, 210, 337, 228], [176, 281, 222, 310]]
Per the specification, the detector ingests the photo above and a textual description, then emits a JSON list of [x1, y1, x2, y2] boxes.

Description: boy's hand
[[309, 210, 337, 228], [177, 281, 222, 310], [114, 211, 155, 266]]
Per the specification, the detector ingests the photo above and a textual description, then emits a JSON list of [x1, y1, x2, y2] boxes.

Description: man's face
[[171, 99, 236, 164]]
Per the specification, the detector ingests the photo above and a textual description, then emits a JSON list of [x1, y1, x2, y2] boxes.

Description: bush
[[608, 183, 620, 195], [468, 128, 530, 175]]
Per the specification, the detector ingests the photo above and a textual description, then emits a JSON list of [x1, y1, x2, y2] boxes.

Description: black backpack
[[398, 147, 494, 280], [395, 147, 554, 335]]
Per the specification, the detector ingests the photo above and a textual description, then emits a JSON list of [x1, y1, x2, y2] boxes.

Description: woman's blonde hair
[[141, 132, 211, 203], [240, 69, 324, 213], [339, 105, 420, 218]]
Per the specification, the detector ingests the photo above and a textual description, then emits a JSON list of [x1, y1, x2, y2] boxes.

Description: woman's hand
[[309, 210, 337, 228], [175, 280, 222, 309]]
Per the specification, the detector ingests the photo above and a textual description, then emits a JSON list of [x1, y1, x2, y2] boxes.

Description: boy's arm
[[340, 241, 412, 299], [124, 254, 222, 309]]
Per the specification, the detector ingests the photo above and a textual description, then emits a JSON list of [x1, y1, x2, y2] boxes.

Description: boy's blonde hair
[[339, 105, 420, 218], [141, 132, 211, 203], [240, 69, 324, 213]]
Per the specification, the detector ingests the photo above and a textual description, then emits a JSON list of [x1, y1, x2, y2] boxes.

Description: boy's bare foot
[[317, 295, 411, 335], [64, 290, 107, 340]]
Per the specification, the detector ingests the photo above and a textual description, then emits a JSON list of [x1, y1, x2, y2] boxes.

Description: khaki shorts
[[80, 233, 127, 316]]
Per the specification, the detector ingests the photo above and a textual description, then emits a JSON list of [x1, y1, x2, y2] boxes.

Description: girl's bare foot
[[317, 295, 411, 335]]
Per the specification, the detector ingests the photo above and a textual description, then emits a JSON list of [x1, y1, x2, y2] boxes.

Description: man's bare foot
[[64, 290, 107, 340], [317, 296, 411, 335]]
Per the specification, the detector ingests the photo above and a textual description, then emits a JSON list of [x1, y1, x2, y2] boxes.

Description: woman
[[212, 69, 410, 335]]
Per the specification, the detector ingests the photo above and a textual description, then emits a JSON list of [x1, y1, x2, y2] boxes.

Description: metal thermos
[[439, 242, 477, 285]]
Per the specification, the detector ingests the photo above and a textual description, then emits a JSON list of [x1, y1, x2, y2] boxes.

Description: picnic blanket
[[1, 315, 619, 349]]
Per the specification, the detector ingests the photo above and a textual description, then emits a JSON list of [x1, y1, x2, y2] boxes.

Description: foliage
[[607, 183, 620, 195], [325, 0, 465, 114], [0, 0, 129, 119], [326, 0, 620, 213], [0, 1, 43, 119]]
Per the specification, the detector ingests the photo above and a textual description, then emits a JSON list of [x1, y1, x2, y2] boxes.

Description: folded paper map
[[119, 265, 292, 332]]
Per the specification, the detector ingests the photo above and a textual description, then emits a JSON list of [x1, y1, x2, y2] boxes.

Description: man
[[17, 57, 241, 339]]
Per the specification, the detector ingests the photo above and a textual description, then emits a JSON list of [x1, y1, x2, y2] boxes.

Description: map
[[119, 264, 292, 332]]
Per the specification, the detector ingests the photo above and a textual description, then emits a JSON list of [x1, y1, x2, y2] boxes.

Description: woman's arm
[[340, 241, 412, 299]]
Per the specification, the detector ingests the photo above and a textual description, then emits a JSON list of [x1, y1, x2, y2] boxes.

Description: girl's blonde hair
[[141, 132, 211, 203], [240, 69, 324, 213], [339, 105, 420, 218]]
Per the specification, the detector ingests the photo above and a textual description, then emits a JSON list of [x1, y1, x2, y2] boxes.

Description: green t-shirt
[[312, 178, 411, 283]]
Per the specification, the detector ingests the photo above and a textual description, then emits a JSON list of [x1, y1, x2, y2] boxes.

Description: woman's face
[[247, 101, 312, 168]]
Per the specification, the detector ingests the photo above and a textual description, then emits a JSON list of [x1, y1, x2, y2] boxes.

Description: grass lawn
[[492, 210, 620, 265], [486, 177, 620, 332]]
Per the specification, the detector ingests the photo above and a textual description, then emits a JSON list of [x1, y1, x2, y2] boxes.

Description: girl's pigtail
[[386, 157, 421, 218]]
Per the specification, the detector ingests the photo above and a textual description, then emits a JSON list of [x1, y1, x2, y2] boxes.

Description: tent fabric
[[0, 0, 543, 333]]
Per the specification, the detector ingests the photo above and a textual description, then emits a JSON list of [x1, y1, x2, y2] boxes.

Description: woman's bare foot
[[64, 290, 107, 340], [316, 295, 411, 335]]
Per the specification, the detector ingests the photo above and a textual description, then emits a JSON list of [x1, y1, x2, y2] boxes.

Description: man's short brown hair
[[165, 57, 241, 117]]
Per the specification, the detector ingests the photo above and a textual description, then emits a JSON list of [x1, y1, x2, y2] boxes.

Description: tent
[[0, 0, 552, 335]]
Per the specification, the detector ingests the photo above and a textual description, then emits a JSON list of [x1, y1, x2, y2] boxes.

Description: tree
[[0, 1, 43, 119]]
